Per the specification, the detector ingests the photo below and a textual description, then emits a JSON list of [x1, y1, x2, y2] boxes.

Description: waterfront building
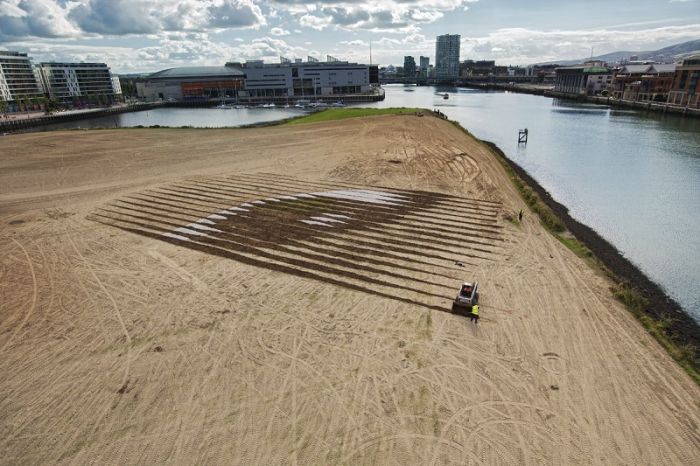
[[137, 66, 245, 101], [667, 56, 700, 108], [37, 62, 121, 103], [403, 56, 416, 80], [554, 62, 612, 96], [0, 51, 43, 104], [610, 63, 676, 102], [418, 56, 430, 79], [139, 60, 378, 101], [435, 34, 461, 81]]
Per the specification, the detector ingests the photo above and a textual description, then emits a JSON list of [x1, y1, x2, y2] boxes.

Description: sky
[[0, 0, 699, 73]]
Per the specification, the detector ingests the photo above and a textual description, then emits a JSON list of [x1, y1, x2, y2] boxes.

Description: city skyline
[[1, 1, 699, 73]]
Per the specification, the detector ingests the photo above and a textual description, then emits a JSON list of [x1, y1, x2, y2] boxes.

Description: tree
[[0, 96, 7, 118]]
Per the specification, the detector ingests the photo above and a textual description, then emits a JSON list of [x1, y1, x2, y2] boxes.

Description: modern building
[[435, 34, 460, 81], [403, 56, 416, 80], [554, 62, 612, 96], [667, 56, 700, 108], [418, 56, 430, 79], [137, 66, 245, 101], [37, 62, 121, 103], [0, 51, 43, 103], [460, 60, 495, 77], [138, 60, 378, 101], [610, 63, 676, 102], [236, 60, 376, 98]]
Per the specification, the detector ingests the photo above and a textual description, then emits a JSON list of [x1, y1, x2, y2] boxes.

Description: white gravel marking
[[310, 189, 407, 205], [187, 223, 222, 232], [174, 227, 208, 237], [300, 220, 332, 227], [207, 214, 227, 220], [323, 213, 351, 219], [310, 216, 346, 224], [162, 232, 190, 241]]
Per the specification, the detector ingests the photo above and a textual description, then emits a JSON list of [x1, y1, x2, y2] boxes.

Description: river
[[24, 85, 700, 321]]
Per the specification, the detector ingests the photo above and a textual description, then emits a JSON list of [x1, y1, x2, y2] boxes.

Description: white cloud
[[270, 26, 289, 36], [279, 0, 478, 33], [298, 14, 331, 31], [0, 0, 267, 39], [340, 39, 368, 47], [460, 24, 700, 64]]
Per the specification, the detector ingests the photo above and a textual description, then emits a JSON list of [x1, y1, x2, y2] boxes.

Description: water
[[370, 85, 700, 321], [26, 106, 308, 132], [31, 87, 700, 320]]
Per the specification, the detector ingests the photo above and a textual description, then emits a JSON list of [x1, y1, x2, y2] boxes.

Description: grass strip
[[285, 107, 425, 125]]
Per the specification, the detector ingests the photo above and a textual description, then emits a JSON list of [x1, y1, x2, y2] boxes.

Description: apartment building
[[37, 62, 120, 102], [435, 34, 461, 80], [0, 51, 43, 103], [667, 56, 700, 108]]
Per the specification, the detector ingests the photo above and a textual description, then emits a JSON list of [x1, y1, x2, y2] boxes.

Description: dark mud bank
[[481, 140, 700, 351]]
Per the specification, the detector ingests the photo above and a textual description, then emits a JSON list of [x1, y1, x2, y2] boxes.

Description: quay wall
[[461, 82, 700, 118]]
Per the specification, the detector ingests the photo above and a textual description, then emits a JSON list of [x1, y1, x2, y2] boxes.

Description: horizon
[[0, 1, 699, 73]]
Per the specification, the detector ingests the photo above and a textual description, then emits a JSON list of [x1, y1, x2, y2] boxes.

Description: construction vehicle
[[452, 282, 479, 313]]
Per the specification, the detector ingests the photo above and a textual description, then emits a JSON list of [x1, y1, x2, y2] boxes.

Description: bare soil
[[1, 115, 699, 465]]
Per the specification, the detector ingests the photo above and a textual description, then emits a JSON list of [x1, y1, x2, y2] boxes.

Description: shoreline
[[459, 82, 700, 118], [475, 136, 699, 354]]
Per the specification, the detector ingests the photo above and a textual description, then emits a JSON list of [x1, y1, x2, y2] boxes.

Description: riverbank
[[477, 137, 699, 376], [0, 91, 386, 133], [462, 82, 700, 118], [1, 115, 698, 464]]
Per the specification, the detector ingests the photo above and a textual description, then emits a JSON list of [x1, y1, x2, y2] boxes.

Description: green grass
[[285, 107, 425, 125]]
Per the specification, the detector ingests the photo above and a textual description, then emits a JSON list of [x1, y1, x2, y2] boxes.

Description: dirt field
[[1, 115, 699, 465]]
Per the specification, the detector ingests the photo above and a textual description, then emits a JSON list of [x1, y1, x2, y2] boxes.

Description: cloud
[[69, 0, 160, 35], [207, 0, 266, 29], [270, 26, 289, 36], [459, 24, 700, 64], [298, 14, 330, 31], [0, 0, 267, 39], [0, 0, 79, 39], [340, 39, 368, 47], [281, 0, 478, 33]]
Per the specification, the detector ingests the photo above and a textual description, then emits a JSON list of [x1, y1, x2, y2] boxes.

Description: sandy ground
[[1, 115, 699, 465]]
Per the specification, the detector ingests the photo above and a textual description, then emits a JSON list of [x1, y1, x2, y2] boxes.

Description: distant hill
[[536, 39, 700, 66]]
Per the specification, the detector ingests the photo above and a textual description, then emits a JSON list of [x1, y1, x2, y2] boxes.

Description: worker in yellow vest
[[470, 304, 479, 324]]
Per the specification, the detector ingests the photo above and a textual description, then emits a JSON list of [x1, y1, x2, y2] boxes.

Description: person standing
[[518, 209, 523, 222], [470, 304, 479, 324]]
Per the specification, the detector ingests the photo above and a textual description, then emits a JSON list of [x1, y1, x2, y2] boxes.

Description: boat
[[295, 99, 311, 108], [215, 103, 233, 109], [309, 102, 329, 109], [443, 93, 449, 100], [262, 103, 276, 108], [331, 101, 346, 107]]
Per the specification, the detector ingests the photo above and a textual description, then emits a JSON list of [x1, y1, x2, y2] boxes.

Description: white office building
[[232, 60, 376, 98], [435, 34, 461, 80], [37, 62, 119, 101], [0, 51, 43, 102]]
